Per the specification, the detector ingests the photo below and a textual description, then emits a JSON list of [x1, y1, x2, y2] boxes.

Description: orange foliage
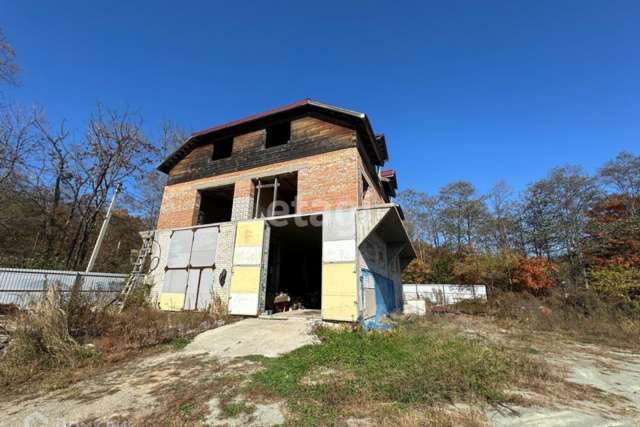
[[513, 256, 558, 295]]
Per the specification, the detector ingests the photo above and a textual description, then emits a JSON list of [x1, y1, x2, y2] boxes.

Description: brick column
[[231, 179, 255, 221]]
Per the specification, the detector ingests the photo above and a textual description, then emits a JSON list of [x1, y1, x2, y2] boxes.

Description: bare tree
[[438, 181, 487, 253], [0, 102, 39, 188], [63, 104, 158, 269], [0, 28, 21, 94], [129, 119, 188, 230]]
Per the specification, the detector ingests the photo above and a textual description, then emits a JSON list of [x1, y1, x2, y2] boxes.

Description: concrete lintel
[[191, 164, 307, 191]]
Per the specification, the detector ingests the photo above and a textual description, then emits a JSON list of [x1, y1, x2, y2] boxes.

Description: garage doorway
[[265, 216, 322, 313]]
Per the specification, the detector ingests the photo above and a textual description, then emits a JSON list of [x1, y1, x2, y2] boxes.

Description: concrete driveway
[[183, 318, 320, 359]]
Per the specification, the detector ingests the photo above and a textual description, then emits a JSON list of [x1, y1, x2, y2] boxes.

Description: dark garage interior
[[265, 216, 322, 311]]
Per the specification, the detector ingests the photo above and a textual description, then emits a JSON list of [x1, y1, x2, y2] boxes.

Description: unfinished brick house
[[148, 99, 415, 323]]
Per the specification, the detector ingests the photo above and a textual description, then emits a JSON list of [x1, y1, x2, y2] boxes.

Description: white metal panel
[[183, 269, 201, 310], [161, 269, 189, 293], [228, 293, 259, 316], [323, 210, 356, 241], [190, 227, 219, 267], [197, 268, 215, 309], [323, 239, 356, 263], [404, 300, 427, 315], [232, 246, 263, 266], [403, 284, 487, 304], [166, 230, 193, 269]]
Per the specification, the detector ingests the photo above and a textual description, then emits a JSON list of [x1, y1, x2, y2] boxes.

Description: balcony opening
[[253, 172, 298, 218], [197, 184, 234, 224], [265, 121, 291, 148]]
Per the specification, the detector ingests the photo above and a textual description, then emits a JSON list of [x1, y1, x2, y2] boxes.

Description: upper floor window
[[211, 137, 233, 160], [265, 122, 291, 148]]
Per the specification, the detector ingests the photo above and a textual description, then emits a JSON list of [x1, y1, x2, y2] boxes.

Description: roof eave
[[157, 99, 388, 173]]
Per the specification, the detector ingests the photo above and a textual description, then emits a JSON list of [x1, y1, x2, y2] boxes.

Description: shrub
[[490, 290, 640, 348], [0, 286, 82, 384], [590, 265, 640, 301]]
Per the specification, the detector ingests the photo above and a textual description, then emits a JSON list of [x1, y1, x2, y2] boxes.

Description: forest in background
[[399, 153, 640, 301], [2, 27, 639, 298]]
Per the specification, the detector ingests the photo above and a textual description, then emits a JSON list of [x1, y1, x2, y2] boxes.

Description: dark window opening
[[265, 216, 323, 311], [265, 121, 291, 148], [253, 172, 298, 218], [211, 137, 233, 160], [362, 174, 369, 202], [197, 185, 234, 224]]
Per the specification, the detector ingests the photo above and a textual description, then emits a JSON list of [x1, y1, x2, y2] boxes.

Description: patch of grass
[[169, 337, 190, 350], [177, 403, 205, 421], [249, 317, 554, 426], [220, 400, 256, 419]]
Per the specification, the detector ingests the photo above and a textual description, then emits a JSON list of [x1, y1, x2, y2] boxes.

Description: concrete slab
[[183, 318, 319, 359], [262, 309, 322, 320]]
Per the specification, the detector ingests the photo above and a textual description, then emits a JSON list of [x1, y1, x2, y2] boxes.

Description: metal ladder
[[118, 230, 154, 313]]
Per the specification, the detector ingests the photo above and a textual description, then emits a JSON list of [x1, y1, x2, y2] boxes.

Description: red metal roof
[[380, 169, 396, 177], [191, 99, 311, 137]]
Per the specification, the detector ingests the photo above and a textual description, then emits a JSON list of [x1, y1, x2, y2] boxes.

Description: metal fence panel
[[0, 268, 127, 307], [402, 284, 487, 305]]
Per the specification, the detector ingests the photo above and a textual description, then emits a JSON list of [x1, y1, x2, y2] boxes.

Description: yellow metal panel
[[160, 292, 185, 311], [230, 266, 261, 294], [235, 221, 264, 247], [322, 263, 358, 322]]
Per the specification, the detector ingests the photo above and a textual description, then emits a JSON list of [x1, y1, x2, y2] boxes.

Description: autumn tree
[[598, 151, 640, 217], [512, 256, 557, 295]]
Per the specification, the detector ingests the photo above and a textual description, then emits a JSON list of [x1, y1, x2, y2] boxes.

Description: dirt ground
[[1, 316, 639, 427]]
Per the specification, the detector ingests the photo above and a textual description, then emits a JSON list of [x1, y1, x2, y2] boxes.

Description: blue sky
[[2, 0, 639, 196]]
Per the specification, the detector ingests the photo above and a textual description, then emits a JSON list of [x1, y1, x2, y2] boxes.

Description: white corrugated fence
[[0, 268, 127, 307]]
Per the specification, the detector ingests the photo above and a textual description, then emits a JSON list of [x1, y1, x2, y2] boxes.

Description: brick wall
[[157, 116, 363, 230], [357, 150, 386, 206], [157, 147, 360, 229]]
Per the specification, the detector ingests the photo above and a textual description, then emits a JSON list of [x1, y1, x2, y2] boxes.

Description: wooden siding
[[168, 116, 356, 185]]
